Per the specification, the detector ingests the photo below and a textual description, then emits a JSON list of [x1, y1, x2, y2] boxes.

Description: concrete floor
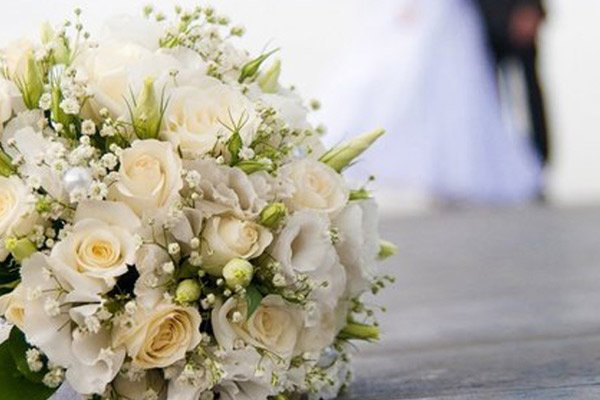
[[343, 205, 600, 399]]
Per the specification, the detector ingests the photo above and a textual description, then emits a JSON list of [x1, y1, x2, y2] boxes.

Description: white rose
[[333, 199, 380, 297], [75, 41, 202, 119], [201, 215, 272, 276], [162, 78, 259, 158], [113, 302, 202, 369], [0, 78, 23, 130], [184, 159, 267, 219], [109, 139, 183, 216], [50, 201, 140, 295], [0, 176, 38, 261], [281, 159, 348, 215], [270, 211, 346, 309], [212, 295, 303, 360], [1, 38, 34, 79]]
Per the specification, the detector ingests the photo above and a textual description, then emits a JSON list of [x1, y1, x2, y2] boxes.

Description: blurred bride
[[318, 0, 541, 205]]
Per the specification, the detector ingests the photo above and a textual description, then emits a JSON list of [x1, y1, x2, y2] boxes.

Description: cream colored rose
[[0, 285, 25, 330], [50, 201, 140, 295], [0, 176, 37, 261], [113, 303, 202, 369], [281, 159, 348, 215], [212, 295, 303, 360], [109, 140, 183, 216], [201, 216, 272, 276], [162, 78, 259, 159]]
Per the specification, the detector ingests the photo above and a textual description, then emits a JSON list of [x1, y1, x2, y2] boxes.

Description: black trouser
[[491, 43, 551, 165]]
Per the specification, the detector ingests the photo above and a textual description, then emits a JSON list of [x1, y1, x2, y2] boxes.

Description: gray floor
[[342, 205, 600, 400]]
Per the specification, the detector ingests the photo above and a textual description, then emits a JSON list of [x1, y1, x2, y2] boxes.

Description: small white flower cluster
[[0, 5, 394, 400]]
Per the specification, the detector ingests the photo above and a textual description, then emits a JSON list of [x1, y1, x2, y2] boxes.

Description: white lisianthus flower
[[100, 14, 162, 50], [162, 78, 259, 159], [270, 211, 347, 309], [113, 370, 166, 400], [67, 328, 127, 395], [216, 347, 279, 400], [0, 176, 38, 261], [0, 78, 24, 131], [18, 254, 125, 395], [333, 199, 380, 297], [109, 139, 183, 216], [280, 159, 348, 215], [2, 113, 66, 199], [50, 201, 141, 295], [167, 362, 214, 400], [212, 295, 303, 360], [201, 216, 272, 276], [134, 244, 173, 309], [184, 159, 267, 219], [113, 302, 202, 369]]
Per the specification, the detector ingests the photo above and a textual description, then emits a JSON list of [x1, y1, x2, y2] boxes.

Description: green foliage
[[0, 328, 56, 400], [245, 284, 263, 319], [0, 256, 20, 296]]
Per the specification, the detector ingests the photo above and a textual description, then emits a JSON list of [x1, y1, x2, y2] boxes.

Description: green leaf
[[9, 327, 47, 383], [245, 284, 263, 319], [0, 328, 56, 400]]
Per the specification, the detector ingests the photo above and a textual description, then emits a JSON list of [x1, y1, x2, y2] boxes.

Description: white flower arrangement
[[0, 5, 396, 400]]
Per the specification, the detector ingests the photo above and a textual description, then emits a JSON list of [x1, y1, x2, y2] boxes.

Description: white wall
[[0, 0, 597, 205]]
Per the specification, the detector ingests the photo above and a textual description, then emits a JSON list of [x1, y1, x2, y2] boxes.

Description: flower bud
[[222, 258, 254, 289], [40, 22, 69, 64], [319, 128, 385, 172], [258, 59, 281, 94], [0, 149, 15, 177], [175, 279, 202, 303], [239, 48, 279, 83], [133, 77, 162, 140], [378, 240, 397, 260], [259, 202, 287, 229], [339, 321, 380, 342], [20, 52, 45, 110], [5, 237, 37, 262]]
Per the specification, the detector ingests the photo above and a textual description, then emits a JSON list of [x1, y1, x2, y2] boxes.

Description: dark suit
[[475, 0, 550, 165]]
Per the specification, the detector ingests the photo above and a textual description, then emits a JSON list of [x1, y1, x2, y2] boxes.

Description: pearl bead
[[316, 346, 339, 368], [292, 145, 308, 159], [62, 167, 93, 194]]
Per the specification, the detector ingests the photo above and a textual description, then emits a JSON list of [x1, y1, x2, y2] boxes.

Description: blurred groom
[[475, 0, 550, 166]]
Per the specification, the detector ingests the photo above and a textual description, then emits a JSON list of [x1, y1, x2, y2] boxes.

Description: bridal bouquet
[[0, 6, 394, 400]]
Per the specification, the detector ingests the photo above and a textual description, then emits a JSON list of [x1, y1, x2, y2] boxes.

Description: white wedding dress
[[318, 0, 541, 203]]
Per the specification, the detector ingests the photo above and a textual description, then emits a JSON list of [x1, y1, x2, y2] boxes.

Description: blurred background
[[1, 0, 599, 213]]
